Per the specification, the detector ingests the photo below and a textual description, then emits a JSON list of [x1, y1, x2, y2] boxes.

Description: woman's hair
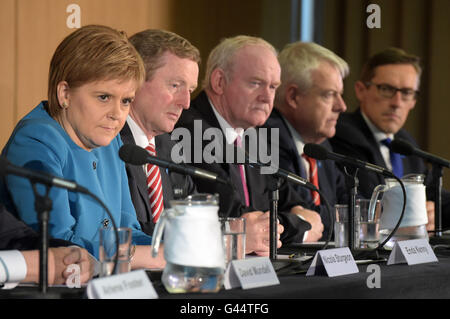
[[47, 24, 145, 118], [129, 29, 200, 81]]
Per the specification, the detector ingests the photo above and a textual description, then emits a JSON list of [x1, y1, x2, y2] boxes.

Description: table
[[2, 246, 450, 300]]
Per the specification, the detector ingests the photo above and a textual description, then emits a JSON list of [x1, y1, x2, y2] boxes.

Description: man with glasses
[[330, 47, 449, 231]]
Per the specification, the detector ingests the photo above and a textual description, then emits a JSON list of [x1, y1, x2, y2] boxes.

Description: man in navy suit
[[330, 47, 450, 231], [0, 203, 95, 286], [263, 42, 349, 239], [120, 29, 199, 235]]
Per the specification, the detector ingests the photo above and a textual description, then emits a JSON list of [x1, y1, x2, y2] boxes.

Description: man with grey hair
[[176, 36, 323, 256], [263, 41, 350, 239]]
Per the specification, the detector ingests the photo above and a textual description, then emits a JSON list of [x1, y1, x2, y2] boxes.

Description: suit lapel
[[155, 134, 175, 204], [353, 110, 387, 169], [193, 92, 247, 205], [121, 122, 152, 215]]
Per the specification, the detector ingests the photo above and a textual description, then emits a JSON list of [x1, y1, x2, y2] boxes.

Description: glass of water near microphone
[[334, 199, 382, 249], [99, 227, 133, 276], [220, 217, 246, 266], [334, 173, 430, 249]]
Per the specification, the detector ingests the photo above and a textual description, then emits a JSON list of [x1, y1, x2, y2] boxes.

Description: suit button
[[102, 218, 109, 228], [93, 161, 97, 170]]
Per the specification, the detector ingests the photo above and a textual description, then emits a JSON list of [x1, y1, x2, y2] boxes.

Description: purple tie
[[235, 136, 250, 207]]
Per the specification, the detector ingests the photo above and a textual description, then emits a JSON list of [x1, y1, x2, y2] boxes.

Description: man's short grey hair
[[203, 35, 278, 90], [275, 42, 349, 106]]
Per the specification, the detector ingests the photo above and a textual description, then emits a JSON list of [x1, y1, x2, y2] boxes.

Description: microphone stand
[[342, 167, 359, 252], [31, 182, 52, 294], [432, 163, 443, 237], [268, 176, 283, 260]]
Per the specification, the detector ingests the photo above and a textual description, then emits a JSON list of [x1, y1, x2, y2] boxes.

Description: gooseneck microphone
[[304, 143, 395, 178], [227, 142, 318, 192], [390, 138, 450, 168], [119, 144, 230, 185], [0, 155, 119, 293], [391, 138, 449, 237], [245, 158, 318, 191], [0, 156, 90, 194], [239, 145, 333, 253], [304, 143, 407, 252]]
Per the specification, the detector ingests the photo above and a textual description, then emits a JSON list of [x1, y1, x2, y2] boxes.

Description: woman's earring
[[62, 102, 68, 109]]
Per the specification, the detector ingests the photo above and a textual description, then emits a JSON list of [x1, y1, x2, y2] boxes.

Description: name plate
[[224, 257, 279, 290], [387, 239, 438, 266], [306, 247, 359, 277], [87, 270, 158, 299]]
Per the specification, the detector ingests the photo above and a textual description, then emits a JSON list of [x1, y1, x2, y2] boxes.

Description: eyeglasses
[[365, 82, 419, 101]]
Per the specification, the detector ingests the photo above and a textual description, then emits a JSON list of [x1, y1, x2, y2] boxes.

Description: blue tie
[[381, 138, 404, 178]]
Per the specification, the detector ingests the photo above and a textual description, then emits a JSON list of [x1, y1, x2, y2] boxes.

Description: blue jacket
[[1, 102, 151, 258]]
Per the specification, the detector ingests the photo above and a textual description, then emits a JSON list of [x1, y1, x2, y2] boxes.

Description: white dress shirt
[[126, 116, 156, 174], [0, 250, 27, 289], [283, 117, 311, 179], [209, 99, 246, 180], [360, 111, 394, 170]]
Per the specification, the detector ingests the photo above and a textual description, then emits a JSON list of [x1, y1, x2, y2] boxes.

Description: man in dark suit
[[0, 203, 95, 286], [121, 29, 199, 235], [330, 47, 450, 230], [262, 42, 350, 239], [176, 36, 324, 255]]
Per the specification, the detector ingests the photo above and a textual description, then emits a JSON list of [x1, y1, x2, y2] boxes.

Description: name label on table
[[387, 239, 438, 266], [306, 247, 359, 277], [224, 257, 279, 290], [86, 269, 158, 299]]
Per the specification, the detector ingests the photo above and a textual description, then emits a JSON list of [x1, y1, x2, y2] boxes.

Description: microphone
[[244, 155, 317, 191], [0, 155, 120, 292], [225, 142, 317, 191], [119, 144, 230, 185], [390, 138, 450, 168], [304, 143, 395, 178], [0, 156, 89, 194]]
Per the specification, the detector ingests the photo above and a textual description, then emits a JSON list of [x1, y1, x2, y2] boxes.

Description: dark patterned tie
[[381, 138, 404, 178], [235, 136, 250, 207], [145, 143, 164, 223]]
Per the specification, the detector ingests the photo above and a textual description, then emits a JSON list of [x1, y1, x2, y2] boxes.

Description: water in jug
[[369, 174, 428, 248], [151, 193, 225, 293]]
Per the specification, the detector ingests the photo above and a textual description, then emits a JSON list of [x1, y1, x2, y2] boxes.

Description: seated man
[[176, 35, 324, 255], [121, 29, 199, 235], [0, 203, 95, 287], [263, 42, 350, 239], [330, 47, 450, 231]]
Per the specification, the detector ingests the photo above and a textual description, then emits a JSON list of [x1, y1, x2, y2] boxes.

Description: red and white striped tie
[[145, 143, 164, 223]]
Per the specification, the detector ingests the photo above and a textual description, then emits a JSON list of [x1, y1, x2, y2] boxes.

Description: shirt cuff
[[0, 250, 27, 286], [295, 214, 310, 242]]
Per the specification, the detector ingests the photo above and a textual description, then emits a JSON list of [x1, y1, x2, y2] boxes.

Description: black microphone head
[[304, 143, 328, 160], [390, 139, 414, 156], [119, 144, 150, 165]]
